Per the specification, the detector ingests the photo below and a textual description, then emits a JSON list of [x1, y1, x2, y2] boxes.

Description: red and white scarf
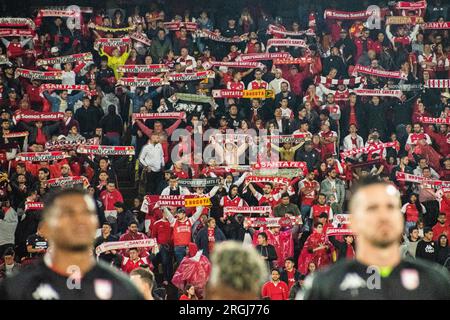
[[244, 216, 302, 228], [236, 52, 292, 62], [76, 145, 135, 156], [43, 6, 93, 14], [386, 16, 424, 25], [13, 111, 64, 124], [37, 9, 80, 18], [261, 133, 310, 143], [163, 21, 198, 32], [395, 1, 427, 10], [47, 176, 89, 188], [117, 64, 169, 74], [167, 71, 215, 82], [0, 17, 35, 30], [0, 29, 35, 37], [273, 57, 312, 66], [341, 142, 395, 158], [94, 37, 131, 47], [197, 29, 244, 43], [25, 202, 44, 211], [246, 176, 290, 185], [39, 84, 95, 97], [132, 112, 185, 121], [352, 65, 407, 79], [326, 228, 354, 236], [315, 76, 365, 86], [266, 24, 315, 37], [95, 238, 157, 256], [223, 206, 272, 218], [353, 89, 403, 99], [202, 61, 265, 70], [252, 161, 307, 170], [15, 68, 62, 80], [418, 116, 450, 125], [425, 79, 450, 88], [2, 131, 29, 138], [396, 172, 450, 187], [16, 151, 68, 162], [324, 9, 383, 20], [36, 52, 93, 67], [130, 32, 152, 46], [266, 38, 307, 50], [118, 77, 169, 87]]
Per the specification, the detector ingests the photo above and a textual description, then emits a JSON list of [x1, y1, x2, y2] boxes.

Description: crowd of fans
[[0, 0, 449, 300]]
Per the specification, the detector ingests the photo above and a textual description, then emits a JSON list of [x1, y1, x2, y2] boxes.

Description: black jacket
[[256, 244, 278, 270], [75, 105, 104, 135], [195, 227, 226, 258]]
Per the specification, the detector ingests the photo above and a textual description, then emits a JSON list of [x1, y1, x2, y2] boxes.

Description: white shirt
[[269, 77, 290, 95], [139, 143, 164, 172], [176, 55, 197, 72]]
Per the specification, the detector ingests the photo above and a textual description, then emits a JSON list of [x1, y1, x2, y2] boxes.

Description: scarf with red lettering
[[167, 71, 215, 82], [47, 176, 89, 188], [2, 131, 28, 138], [252, 161, 307, 169], [396, 172, 450, 187], [0, 18, 35, 30], [273, 57, 312, 66], [223, 206, 272, 218], [353, 89, 403, 99], [36, 52, 93, 67], [25, 202, 44, 211], [324, 9, 383, 20], [418, 116, 450, 125], [132, 112, 185, 121], [16, 151, 67, 162], [43, 6, 93, 14], [39, 84, 95, 97], [95, 238, 157, 256], [94, 37, 131, 47], [425, 79, 450, 88], [178, 178, 221, 188], [130, 32, 152, 46], [163, 21, 198, 31], [212, 133, 254, 144], [0, 29, 35, 37], [246, 176, 290, 185], [244, 216, 302, 228], [341, 142, 395, 158], [15, 68, 62, 80], [118, 77, 169, 87], [352, 65, 407, 79], [266, 38, 308, 50], [212, 89, 274, 99], [197, 30, 245, 43], [117, 64, 169, 74], [386, 16, 424, 24], [202, 61, 265, 70], [315, 76, 365, 86], [423, 22, 450, 29], [13, 111, 64, 124], [261, 134, 310, 144], [326, 228, 354, 236], [266, 24, 315, 37], [236, 52, 292, 62], [144, 195, 186, 208], [90, 25, 135, 33], [76, 145, 135, 156]]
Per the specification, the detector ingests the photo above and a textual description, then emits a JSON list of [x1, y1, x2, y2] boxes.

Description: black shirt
[[302, 258, 450, 300], [415, 240, 437, 262], [0, 259, 144, 300], [25, 234, 48, 258]]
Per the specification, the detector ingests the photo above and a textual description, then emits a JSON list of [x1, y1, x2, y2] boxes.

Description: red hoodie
[[99, 189, 124, 211], [261, 281, 289, 300]]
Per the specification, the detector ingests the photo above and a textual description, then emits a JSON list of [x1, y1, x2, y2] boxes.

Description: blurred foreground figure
[[0, 189, 143, 300], [300, 177, 450, 300], [207, 241, 267, 300]]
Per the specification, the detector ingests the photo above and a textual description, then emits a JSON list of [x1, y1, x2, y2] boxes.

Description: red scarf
[[208, 228, 215, 254]]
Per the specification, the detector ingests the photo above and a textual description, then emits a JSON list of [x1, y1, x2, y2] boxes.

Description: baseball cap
[[50, 46, 59, 53]]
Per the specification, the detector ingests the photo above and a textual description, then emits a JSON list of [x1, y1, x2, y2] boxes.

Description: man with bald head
[[301, 177, 450, 300], [0, 189, 143, 300]]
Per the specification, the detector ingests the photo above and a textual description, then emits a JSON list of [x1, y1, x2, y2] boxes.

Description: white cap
[[50, 46, 59, 53]]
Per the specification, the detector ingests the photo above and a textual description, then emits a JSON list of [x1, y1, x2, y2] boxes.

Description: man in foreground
[[300, 177, 450, 300], [0, 189, 144, 300]]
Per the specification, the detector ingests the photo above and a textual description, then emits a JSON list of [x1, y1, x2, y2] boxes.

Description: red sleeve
[[261, 283, 269, 298], [161, 141, 169, 164], [165, 118, 182, 136], [73, 62, 86, 74], [136, 120, 153, 138], [283, 283, 289, 300]]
